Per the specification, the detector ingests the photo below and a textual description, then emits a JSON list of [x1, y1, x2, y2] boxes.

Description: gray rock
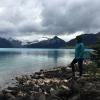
[[5, 93, 16, 100]]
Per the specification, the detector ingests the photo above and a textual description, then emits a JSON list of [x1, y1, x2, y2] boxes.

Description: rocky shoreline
[[0, 66, 100, 100]]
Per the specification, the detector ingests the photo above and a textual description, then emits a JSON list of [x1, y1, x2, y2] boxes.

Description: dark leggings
[[71, 58, 84, 76]]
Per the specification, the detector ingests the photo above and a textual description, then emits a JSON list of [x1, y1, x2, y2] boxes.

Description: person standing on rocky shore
[[71, 36, 85, 77]]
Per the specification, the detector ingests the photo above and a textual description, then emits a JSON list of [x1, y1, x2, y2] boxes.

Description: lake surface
[[0, 48, 91, 88]]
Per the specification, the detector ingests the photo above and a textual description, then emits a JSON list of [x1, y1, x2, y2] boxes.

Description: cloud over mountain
[[0, 0, 100, 40]]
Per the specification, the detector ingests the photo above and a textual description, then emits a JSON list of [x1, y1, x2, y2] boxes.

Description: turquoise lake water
[[0, 48, 91, 88]]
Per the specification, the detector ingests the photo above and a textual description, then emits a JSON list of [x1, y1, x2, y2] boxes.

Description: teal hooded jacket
[[75, 43, 85, 59]]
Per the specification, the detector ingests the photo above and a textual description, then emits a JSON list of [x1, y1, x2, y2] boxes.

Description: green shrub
[[87, 62, 97, 79], [91, 38, 100, 66]]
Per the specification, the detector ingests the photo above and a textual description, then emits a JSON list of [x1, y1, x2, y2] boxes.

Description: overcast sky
[[0, 0, 100, 42]]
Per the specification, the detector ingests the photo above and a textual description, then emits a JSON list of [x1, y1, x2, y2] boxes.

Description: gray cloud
[[41, 0, 100, 34], [0, 21, 16, 34], [0, 0, 100, 40], [18, 21, 40, 33]]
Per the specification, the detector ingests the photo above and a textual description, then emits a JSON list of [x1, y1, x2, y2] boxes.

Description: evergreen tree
[[92, 38, 100, 66]]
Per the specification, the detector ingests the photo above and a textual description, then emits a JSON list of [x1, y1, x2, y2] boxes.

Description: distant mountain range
[[66, 32, 100, 47], [26, 36, 66, 48], [0, 37, 13, 48], [9, 38, 22, 48], [25, 32, 100, 48], [0, 37, 22, 48], [0, 32, 100, 48]]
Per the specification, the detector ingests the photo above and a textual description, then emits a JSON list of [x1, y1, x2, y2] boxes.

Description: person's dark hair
[[76, 36, 82, 43]]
